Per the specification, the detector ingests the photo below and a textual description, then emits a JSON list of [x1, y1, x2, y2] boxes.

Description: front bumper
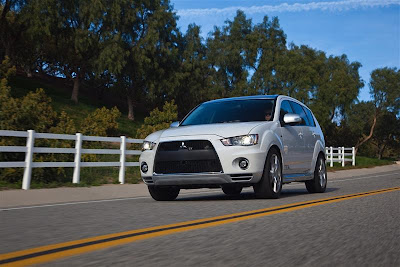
[[139, 135, 266, 186]]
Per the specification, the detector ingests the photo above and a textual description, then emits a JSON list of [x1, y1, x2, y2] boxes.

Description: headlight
[[221, 134, 258, 146], [142, 141, 156, 151]]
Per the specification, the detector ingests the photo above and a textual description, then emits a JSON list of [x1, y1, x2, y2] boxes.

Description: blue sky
[[171, 0, 400, 101]]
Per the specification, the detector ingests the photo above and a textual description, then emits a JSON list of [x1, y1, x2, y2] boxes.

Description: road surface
[[1, 169, 399, 266]]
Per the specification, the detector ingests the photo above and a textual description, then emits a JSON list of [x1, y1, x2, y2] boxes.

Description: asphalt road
[[1, 170, 399, 266]]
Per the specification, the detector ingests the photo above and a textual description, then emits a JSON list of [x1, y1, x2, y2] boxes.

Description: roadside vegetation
[[0, 1, 399, 189], [327, 156, 396, 172]]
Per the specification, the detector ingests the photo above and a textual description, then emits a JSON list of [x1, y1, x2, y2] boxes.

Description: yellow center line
[[1, 186, 399, 266]]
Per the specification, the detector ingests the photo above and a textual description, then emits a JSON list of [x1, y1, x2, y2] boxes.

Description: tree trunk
[[127, 95, 135, 121], [25, 66, 33, 78], [71, 75, 80, 104], [378, 144, 385, 160], [354, 113, 377, 155], [378, 139, 389, 160]]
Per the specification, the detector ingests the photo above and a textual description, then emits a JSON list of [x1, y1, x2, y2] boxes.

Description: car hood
[[160, 121, 269, 139]]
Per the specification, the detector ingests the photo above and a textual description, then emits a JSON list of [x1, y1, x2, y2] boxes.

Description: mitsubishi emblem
[[180, 142, 188, 149]]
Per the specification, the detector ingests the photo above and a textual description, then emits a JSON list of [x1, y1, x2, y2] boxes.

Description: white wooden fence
[[325, 146, 355, 167], [0, 130, 143, 190]]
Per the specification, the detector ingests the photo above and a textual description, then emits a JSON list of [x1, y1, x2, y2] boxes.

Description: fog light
[[141, 162, 148, 173], [239, 159, 249, 170]]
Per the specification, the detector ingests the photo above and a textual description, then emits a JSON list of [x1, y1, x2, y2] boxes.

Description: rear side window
[[303, 107, 316, 127], [279, 100, 293, 122], [289, 101, 309, 126]]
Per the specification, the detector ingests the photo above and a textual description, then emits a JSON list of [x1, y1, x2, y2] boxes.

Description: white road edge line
[[1, 172, 399, 211]]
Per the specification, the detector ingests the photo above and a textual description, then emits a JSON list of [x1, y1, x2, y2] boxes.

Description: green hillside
[[8, 75, 145, 138]]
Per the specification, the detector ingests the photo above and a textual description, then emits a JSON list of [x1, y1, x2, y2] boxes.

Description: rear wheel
[[305, 155, 327, 193], [254, 148, 282, 199], [222, 185, 243, 196], [148, 186, 180, 201]]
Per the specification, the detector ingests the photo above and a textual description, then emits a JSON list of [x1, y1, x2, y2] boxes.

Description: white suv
[[140, 95, 327, 201]]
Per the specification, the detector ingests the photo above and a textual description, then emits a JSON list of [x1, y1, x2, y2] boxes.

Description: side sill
[[283, 173, 313, 183]]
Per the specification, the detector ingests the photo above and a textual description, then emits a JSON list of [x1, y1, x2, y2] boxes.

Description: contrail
[[177, 0, 400, 17]]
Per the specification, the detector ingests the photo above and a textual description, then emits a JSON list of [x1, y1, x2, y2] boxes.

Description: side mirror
[[283, 113, 301, 125], [170, 121, 180, 128]]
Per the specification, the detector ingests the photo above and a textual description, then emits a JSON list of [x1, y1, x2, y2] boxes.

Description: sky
[[170, 0, 400, 101]]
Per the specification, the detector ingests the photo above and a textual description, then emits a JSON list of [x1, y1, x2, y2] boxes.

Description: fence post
[[330, 146, 333, 167], [352, 147, 355, 166], [342, 146, 345, 167], [22, 130, 35, 190], [73, 133, 82, 184], [119, 136, 126, 184]]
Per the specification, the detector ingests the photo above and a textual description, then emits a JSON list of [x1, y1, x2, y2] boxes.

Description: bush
[[137, 101, 178, 138], [80, 106, 121, 136]]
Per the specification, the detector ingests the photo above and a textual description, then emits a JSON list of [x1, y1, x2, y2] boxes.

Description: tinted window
[[304, 107, 316, 127], [289, 101, 309, 126], [180, 99, 275, 126], [279, 100, 293, 122]]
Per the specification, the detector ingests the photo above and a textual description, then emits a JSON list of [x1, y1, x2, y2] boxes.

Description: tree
[[354, 67, 400, 154], [207, 10, 253, 98], [270, 45, 363, 134], [248, 16, 286, 95], [28, 0, 105, 103], [372, 111, 400, 159], [0, 0, 28, 60], [174, 24, 212, 116], [97, 0, 180, 120]]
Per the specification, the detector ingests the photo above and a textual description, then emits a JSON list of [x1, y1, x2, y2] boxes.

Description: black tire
[[222, 185, 243, 196], [305, 155, 327, 193], [148, 186, 180, 201], [253, 148, 282, 199]]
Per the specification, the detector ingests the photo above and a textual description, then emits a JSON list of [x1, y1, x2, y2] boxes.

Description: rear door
[[289, 101, 314, 173], [279, 100, 305, 174], [302, 106, 319, 172]]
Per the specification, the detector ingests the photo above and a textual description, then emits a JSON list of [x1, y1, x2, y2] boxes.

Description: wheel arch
[[311, 140, 326, 172], [265, 144, 283, 170]]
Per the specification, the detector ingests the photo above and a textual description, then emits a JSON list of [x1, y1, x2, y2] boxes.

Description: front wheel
[[305, 155, 327, 193], [148, 186, 180, 201], [254, 148, 282, 199]]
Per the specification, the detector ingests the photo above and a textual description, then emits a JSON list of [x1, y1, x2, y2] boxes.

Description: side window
[[303, 107, 316, 127], [289, 101, 309, 126], [279, 100, 293, 122]]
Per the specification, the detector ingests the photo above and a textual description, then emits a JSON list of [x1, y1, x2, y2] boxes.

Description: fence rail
[[0, 130, 143, 190], [325, 146, 355, 167]]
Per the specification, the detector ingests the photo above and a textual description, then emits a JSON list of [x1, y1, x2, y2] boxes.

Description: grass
[[327, 156, 395, 172]]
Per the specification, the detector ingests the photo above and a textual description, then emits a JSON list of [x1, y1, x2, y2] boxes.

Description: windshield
[[180, 99, 275, 126]]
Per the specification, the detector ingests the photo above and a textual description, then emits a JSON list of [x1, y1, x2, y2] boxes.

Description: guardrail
[[0, 130, 143, 190], [325, 146, 355, 167]]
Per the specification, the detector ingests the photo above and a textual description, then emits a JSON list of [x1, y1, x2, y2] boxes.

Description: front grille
[[157, 140, 213, 151], [154, 140, 223, 174], [155, 160, 221, 174]]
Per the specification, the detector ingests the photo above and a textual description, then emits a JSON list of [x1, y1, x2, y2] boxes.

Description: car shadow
[[176, 187, 339, 201]]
